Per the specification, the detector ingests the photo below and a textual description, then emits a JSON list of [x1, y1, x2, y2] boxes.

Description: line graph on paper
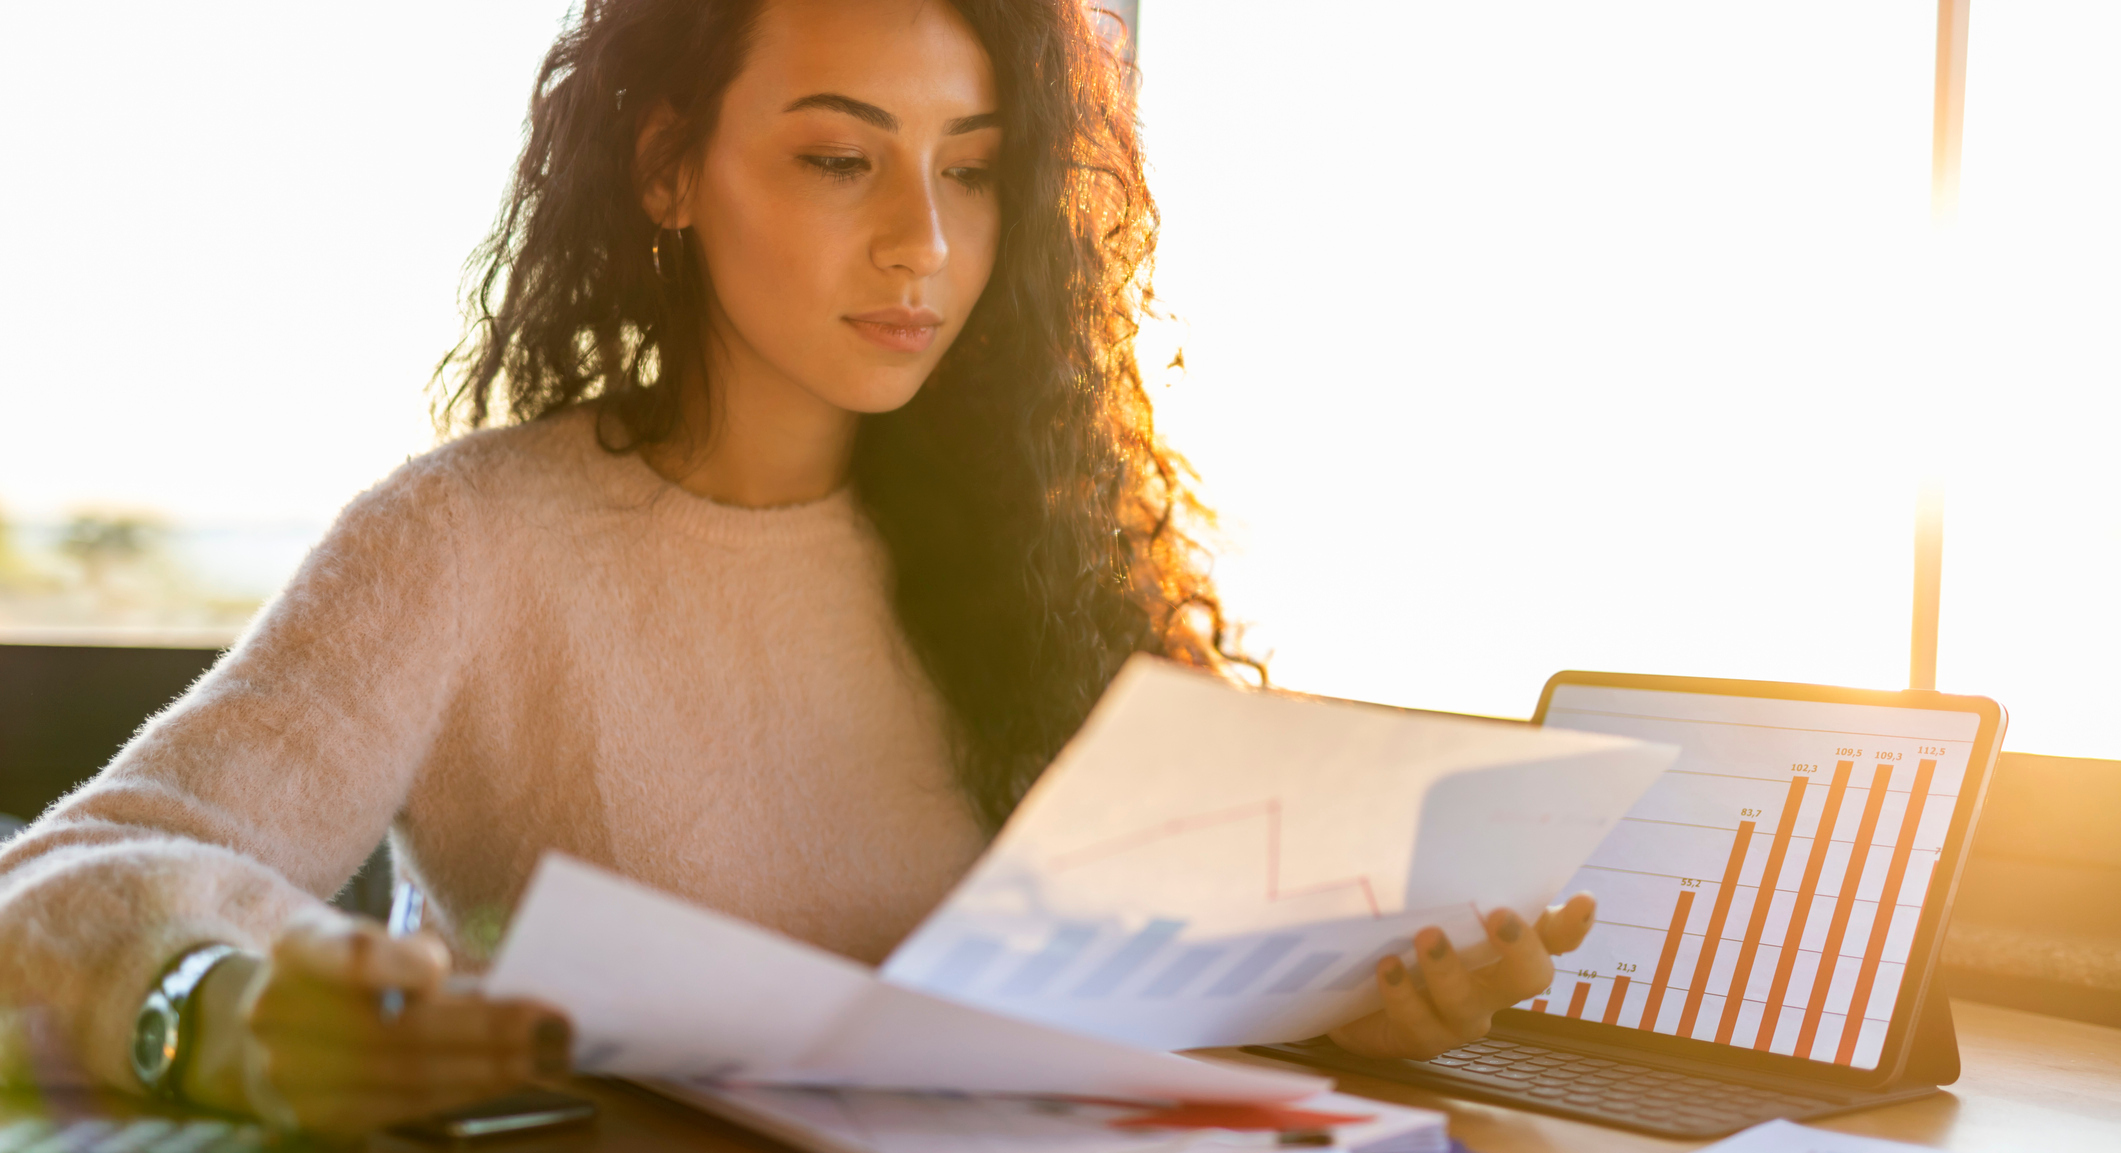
[[1049, 799, 1385, 919], [876, 657, 1679, 1053], [882, 796, 1476, 1050], [1525, 686, 1978, 1071]]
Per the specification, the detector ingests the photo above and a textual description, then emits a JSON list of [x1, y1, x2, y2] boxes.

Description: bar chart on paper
[[883, 657, 1679, 1052], [884, 798, 1488, 1050], [1521, 686, 1980, 1070]]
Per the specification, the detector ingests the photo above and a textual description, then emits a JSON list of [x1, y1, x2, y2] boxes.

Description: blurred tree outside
[[0, 506, 32, 590], [0, 507, 262, 634]]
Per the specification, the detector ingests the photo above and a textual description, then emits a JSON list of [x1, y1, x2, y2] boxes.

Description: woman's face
[[661, 0, 1002, 416]]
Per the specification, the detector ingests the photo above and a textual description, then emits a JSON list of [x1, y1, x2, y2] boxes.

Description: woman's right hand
[[185, 911, 571, 1138]]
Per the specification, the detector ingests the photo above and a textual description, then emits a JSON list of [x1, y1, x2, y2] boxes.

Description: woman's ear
[[636, 99, 694, 230]]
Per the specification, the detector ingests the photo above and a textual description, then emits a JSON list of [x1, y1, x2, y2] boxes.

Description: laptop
[[1248, 670, 2005, 1138]]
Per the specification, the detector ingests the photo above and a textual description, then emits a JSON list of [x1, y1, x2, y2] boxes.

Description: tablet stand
[[1897, 975, 1961, 1087]]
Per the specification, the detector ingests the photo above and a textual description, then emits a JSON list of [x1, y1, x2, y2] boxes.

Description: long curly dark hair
[[437, 0, 1256, 830]]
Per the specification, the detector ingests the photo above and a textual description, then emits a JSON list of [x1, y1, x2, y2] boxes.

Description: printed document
[[488, 655, 1677, 1096], [485, 854, 1326, 1102], [883, 657, 1678, 1048], [646, 1082, 1451, 1153]]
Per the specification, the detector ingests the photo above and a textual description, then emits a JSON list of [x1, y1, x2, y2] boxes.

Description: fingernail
[[1497, 914, 1522, 944], [534, 1016, 573, 1076], [1423, 932, 1450, 962], [1381, 957, 1405, 986]]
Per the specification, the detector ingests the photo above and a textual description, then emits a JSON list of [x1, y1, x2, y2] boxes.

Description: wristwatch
[[131, 943, 239, 1101]]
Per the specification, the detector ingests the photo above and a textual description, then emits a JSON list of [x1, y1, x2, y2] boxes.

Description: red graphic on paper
[[1047, 799, 1384, 919]]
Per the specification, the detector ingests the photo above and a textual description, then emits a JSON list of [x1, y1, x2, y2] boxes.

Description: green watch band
[[131, 943, 239, 1101]]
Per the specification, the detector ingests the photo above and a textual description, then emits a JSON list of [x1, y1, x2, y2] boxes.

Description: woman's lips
[[845, 307, 943, 353]]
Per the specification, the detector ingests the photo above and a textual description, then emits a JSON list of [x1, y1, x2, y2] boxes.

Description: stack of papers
[[486, 853, 1324, 1103], [484, 657, 1677, 1144], [645, 1083, 1452, 1153], [883, 659, 1678, 1049]]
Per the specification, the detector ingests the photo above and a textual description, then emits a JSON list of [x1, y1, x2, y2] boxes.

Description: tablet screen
[[1527, 684, 1982, 1070]]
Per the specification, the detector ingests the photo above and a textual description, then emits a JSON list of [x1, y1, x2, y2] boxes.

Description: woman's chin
[[807, 368, 934, 416]]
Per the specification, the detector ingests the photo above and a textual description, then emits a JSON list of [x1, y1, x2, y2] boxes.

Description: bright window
[[0, 3, 577, 634], [2, 3, 2111, 757], [1139, 1, 2117, 756]]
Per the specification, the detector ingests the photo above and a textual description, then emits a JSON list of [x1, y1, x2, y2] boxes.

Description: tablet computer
[[1250, 670, 2006, 1136]]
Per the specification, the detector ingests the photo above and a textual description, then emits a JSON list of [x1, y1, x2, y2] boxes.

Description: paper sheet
[[1698, 1119, 1936, 1153], [882, 657, 1678, 1049], [645, 1082, 1451, 1153], [485, 854, 1328, 1103]]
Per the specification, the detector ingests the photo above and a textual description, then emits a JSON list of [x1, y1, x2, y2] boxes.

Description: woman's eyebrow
[[782, 93, 999, 136], [785, 93, 898, 131], [944, 112, 1001, 136]]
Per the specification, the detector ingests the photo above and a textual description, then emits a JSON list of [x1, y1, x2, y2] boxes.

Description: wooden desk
[[6, 1001, 2116, 1151], [1208, 1000, 2121, 1152], [386, 1000, 2121, 1152], [516, 1001, 2121, 1152]]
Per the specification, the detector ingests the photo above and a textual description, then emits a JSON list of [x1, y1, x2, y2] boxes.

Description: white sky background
[[0, 2, 579, 524], [1138, 1, 2119, 755], [0, 3, 2113, 756]]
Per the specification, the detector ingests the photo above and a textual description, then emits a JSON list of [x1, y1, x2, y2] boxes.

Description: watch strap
[[132, 942, 239, 1101]]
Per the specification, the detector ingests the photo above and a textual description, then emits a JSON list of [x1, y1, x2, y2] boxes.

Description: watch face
[[132, 994, 178, 1087]]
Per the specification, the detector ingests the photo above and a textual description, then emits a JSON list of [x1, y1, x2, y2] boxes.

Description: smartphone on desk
[[389, 1089, 597, 1141]]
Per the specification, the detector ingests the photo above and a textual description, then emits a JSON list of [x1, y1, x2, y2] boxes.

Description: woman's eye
[[801, 154, 868, 181], [947, 165, 994, 193]]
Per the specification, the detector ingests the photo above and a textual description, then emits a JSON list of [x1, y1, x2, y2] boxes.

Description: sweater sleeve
[[0, 453, 478, 1091]]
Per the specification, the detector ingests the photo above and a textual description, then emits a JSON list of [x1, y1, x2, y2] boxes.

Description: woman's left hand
[[1328, 893, 1598, 1059]]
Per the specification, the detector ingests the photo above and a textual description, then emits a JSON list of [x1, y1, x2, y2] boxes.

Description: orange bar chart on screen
[[1637, 888, 1697, 1031], [1797, 764, 1893, 1058], [1754, 760, 1854, 1050], [1601, 975, 1632, 1025], [1835, 760, 1937, 1065], [1677, 821, 1756, 1038], [1716, 776, 1810, 1044]]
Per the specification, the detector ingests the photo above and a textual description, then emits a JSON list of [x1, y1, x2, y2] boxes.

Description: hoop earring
[[652, 227, 685, 283]]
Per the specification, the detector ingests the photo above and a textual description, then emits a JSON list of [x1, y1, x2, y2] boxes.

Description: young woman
[[0, 0, 1593, 1136]]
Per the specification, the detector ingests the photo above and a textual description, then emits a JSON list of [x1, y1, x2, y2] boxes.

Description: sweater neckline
[[613, 450, 864, 547]]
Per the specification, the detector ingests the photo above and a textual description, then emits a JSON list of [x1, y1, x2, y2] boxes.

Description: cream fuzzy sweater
[[0, 409, 988, 1090]]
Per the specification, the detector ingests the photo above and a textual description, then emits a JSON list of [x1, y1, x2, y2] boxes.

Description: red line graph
[[1047, 799, 1383, 918]]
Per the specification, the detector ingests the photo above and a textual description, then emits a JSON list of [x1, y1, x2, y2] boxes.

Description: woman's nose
[[871, 169, 950, 279]]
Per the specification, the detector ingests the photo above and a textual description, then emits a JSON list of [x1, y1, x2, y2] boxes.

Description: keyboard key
[[1527, 1085, 1571, 1099], [1426, 1057, 1469, 1067]]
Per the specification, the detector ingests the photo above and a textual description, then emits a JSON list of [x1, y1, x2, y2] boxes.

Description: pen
[[380, 879, 425, 1022]]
